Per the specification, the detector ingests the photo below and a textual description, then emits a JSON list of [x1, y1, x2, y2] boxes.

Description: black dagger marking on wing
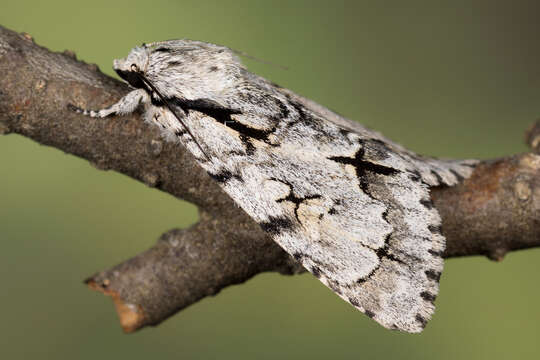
[[135, 73, 211, 161]]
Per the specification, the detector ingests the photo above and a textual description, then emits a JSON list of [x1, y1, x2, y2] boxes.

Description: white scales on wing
[[71, 39, 477, 333]]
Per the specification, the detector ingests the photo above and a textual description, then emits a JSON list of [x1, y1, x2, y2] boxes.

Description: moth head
[[113, 46, 149, 89]]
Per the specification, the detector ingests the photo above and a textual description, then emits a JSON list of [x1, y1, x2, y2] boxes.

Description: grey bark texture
[[1, 26, 538, 332]]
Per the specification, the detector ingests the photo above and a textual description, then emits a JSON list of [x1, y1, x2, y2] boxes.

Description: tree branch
[[1, 26, 538, 333]]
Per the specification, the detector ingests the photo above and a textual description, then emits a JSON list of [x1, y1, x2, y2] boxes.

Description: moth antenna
[[232, 49, 289, 71], [137, 74, 211, 161], [142, 41, 171, 48]]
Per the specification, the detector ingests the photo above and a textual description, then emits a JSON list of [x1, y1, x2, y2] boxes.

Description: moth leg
[[69, 88, 150, 118]]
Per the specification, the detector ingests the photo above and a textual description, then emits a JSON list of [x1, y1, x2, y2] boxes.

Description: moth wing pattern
[[160, 91, 475, 333], [73, 40, 477, 333]]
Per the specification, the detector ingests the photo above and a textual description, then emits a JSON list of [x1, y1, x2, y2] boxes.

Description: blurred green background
[[1, 1, 539, 359]]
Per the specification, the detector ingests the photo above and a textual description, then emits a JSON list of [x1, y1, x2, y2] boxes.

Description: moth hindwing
[[71, 40, 477, 333]]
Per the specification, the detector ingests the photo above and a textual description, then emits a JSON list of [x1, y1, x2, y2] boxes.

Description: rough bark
[[1, 26, 538, 333]]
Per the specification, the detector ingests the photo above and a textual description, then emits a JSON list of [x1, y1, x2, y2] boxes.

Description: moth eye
[[130, 64, 139, 72]]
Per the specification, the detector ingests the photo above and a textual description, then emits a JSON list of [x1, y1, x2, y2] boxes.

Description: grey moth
[[71, 40, 476, 332]]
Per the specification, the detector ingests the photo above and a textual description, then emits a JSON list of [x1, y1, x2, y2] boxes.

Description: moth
[[70, 40, 476, 333]]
